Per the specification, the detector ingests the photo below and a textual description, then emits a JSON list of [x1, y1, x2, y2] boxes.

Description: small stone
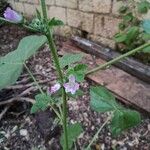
[[91, 126, 95, 130], [112, 139, 117, 145], [148, 124, 150, 131], [11, 126, 18, 133], [101, 144, 105, 150], [117, 141, 125, 146], [20, 129, 28, 137]]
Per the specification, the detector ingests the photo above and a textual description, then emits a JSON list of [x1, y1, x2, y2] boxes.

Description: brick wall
[[7, 0, 150, 49]]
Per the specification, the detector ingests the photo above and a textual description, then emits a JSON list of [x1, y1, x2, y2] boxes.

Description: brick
[[93, 0, 111, 13], [112, 0, 125, 15], [14, 2, 24, 13], [79, 0, 93, 12], [79, 0, 111, 13], [26, 0, 39, 4], [45, 0, 55, 5], [48, 6, 66, 24], [24, 3, 36, 16], [56, 0, 77, 8], [80, 12, 94, 33], [54, 25, 72, 37], [9, 0, 16, 9], [94, 15, 121, 38], [67, 9, 81, 28], [67, 9, 94, 33]]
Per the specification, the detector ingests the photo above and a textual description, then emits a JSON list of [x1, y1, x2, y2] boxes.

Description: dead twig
[[15, 77, 30, 84], [20, 86, 38, 96], [0, 97, 35, 106], [6, 79, 51, 90], [20, 72, 42, 78], [0, 106, 11, 120], [19, 97, 35, 104]]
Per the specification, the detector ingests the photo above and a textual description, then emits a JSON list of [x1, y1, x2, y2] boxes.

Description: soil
[[0, 25, 150, 150]]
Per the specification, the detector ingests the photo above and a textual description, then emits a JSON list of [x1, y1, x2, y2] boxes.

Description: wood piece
[[72, 36, 150, 83], [60, 40, 150, 113]]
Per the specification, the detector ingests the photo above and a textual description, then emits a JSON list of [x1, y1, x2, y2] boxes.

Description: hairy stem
[[24, 62, 63, 123], [46, 30, 69, 150], [85, 116, 111, 150], [24, 63, 44, 94], [40, 0, 48, 21], [86, 42, 150, 75], [51, 105, 62, 123], [40, 0, 69, 149]]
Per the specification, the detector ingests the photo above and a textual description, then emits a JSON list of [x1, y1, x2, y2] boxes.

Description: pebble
[[148, 124, 150, 131], [20, 129, 28, 137]]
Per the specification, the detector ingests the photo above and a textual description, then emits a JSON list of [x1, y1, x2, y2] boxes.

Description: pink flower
[[63, 75, 79, 95], [48, 83, 61, 94], [4, 7, 22, 23]]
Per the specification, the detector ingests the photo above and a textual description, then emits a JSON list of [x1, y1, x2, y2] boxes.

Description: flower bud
[[4, 7, 22, 23]]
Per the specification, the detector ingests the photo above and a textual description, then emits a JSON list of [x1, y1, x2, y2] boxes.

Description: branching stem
[[40, 0, 69, 149], [85, 116, 111, 150], [24, 63, 44, 94], [86, 42, 150, 75]]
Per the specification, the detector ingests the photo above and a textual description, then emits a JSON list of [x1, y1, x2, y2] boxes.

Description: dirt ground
[[0, 25, 150, 150]]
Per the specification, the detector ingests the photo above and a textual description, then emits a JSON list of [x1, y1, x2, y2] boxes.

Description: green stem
[[85, 117, 111, 150], [24, 63, 44, 94], [86, 42, 150, 75], [24, 63, 63, 122], [51, 105, 62, 123], [46, 30, 69, 150], [40, 0, 69, 148], [40, 0, 48, 21], [58, 104, 63, 119], [0, 17, 39, 33]]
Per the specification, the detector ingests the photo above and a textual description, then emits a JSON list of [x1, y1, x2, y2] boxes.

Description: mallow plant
[[0, 0, 150, 149]]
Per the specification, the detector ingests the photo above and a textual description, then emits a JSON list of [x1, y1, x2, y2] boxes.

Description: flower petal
[[49, 83, 61, 94], [4, 7, 22, 23], [63, 75, 79, 95], [69, 74, 76, 82]]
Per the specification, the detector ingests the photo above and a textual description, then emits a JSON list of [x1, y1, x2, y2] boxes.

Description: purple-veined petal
[[63, 75, 79, 95], [63, 83, 71, 93], [69, 74, 75, 82], [48, 83, 61, 94], [4, 7, 22, 23]]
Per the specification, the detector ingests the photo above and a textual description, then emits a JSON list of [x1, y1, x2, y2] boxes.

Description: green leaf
[[111, 109, 141, 136], [17, 35, 47, 61], [59, 53, 83, 69], [0, 35, 47, 90], [31, 93, 52, 113], [118, 6, 128, 14], [118, 22, 126, 31], [126, 26, 139, 45], [137, 1, 150, 14], [48, 17, 64, 27], [142, 45, 150, 53], [67, 64, 88, 82], [90, 86, 118, 112], [0, 63, 23, 90], [142, 20, 150, 34], [60, 123, 83, 150], [123, 13, 133, 23], [36, 9, 41, 19], [114, 33, 127, 43], [142, 33, 150, 41]]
